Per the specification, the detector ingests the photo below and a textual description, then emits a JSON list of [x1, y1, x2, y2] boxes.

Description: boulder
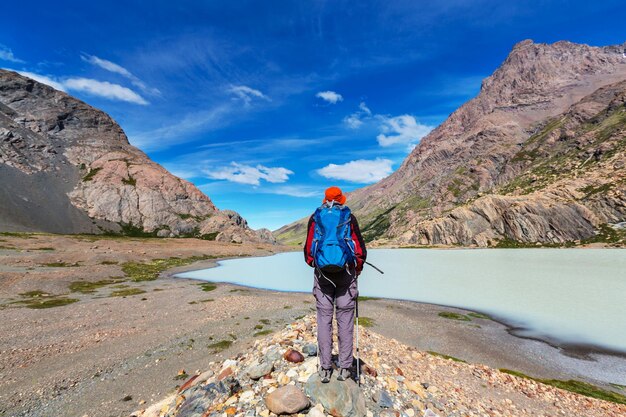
[[304, 373, 366, 417], [264, 385, 310, 415]]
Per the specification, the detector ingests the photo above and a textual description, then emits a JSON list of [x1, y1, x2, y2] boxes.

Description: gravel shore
[[0, 234, 624, 417]]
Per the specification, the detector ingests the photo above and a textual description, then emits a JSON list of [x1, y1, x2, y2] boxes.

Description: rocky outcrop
[[132, 315, 626, 417], [276, 40, 626, 247], [0, 69, 269, 242]]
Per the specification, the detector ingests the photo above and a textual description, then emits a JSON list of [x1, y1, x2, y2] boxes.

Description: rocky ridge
[[0, 69, 271, 243], [133, 315, 626, 417], [275, 40, 626, 246]]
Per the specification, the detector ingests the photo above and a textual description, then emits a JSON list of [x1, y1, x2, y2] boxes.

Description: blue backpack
[[311, 203, 357, 273]]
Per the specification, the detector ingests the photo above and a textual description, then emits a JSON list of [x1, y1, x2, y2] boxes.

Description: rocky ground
[[134, 315, 626, 417], [1, 234, 625, 417]]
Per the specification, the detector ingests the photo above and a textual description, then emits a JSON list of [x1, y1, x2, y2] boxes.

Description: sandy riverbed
[[0, 234, 624, 417]]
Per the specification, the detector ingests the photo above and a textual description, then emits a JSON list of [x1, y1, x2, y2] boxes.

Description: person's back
[[303, 186, 366, 383]]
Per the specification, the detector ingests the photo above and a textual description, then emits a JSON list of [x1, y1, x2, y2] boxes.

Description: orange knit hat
[[323, 186, 347, 205]]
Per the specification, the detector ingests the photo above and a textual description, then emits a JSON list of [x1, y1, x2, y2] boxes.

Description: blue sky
[[1, 1, 624, 230]]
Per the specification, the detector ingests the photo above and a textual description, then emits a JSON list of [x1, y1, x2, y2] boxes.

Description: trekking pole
[[365, 261, 384, 274], [355, 292, 360, 386]]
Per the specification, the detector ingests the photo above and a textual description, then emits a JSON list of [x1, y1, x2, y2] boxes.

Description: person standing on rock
[[303, 186, 367, 383]]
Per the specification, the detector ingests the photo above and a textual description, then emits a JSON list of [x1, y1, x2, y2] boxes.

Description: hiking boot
[[318, 367, 332, 383], [337, 368, 351, 381]]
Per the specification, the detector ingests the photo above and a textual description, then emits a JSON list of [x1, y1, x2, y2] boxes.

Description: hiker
[[304, 186, 366, 383]]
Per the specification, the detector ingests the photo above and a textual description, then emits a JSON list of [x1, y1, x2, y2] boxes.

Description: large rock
[[264, 385, 310, 415], [165, 376, 241, 417], [304, 373, 367, 417]]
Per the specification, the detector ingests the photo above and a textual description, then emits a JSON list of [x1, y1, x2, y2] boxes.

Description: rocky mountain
[[276, 40, 626, 246], [0, 69, 272, 243]]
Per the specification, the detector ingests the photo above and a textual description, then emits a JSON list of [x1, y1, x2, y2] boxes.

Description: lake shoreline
[[174, 250, 626, 389], [1, 234, 624, 417]]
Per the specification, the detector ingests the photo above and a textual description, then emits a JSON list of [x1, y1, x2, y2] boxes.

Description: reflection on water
[[177, 249, 626, 353]]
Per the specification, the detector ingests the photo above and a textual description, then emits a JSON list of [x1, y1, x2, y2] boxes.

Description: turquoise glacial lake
[[177, 249, 626, 353]]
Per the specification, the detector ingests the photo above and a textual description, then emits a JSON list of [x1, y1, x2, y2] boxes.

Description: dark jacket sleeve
[[350, 214, 367, 273], [303, 214, 316, 267]]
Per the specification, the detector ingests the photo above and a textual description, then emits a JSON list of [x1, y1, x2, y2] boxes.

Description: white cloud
[[317, 158, 393, 183], [263, 185, 319, 198], [81, 54, 161, 96], [316, 90, 343, 104], [376, 114, 432, 147], [0, 45, 24, 63], [7, 70, 148, 105], [64, 78, 149, 105], [204, 162, 293, 186], [343, 101, 372, 129], [11, 70, 66, 91], [229, 85, 270, 105]]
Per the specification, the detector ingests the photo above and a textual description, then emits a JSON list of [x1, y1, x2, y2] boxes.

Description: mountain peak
[[0, 69, 272, 243]]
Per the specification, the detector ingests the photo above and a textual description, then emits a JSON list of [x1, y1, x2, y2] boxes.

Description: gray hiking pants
[[313, 268, 358, 369]]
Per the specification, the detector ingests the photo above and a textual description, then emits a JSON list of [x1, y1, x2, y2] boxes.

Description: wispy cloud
[[229, 85, 270, 105], [8, 70, 148, 105], [261, 185, 319, 198], [317, 158, 393, 183], [376, 114, 432, 148], [9, 70, 66, 91], [203, 162, 293, 186], [343, 101, 372, 128], [64, 78, 148, 105], [316, 90, 343, 104], [128, 104, 234, 151], [81, 54, 161, 96], [0, 45, 24, 63]]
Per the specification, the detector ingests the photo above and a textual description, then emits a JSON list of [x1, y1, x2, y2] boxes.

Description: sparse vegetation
[[207, 340, 233, 352], [69, 279, 121, 293], [199, 282, 217, 292], [0, 232, 35, 238], [357, 317, 375, 327], [253, 329, 273, 337], [361, 205, 396, 242], [499, 369, 626, 405], [121, 256, 215, 282], [199, 231, 220, 241], [174, 371, 189, 381], [109, 288, 146, 297], [468, 312, 492, 320], [438, 312, 472, 321], [82, 167, 102, 181], [427, 351, 467, 363], [357, 296, 380, 302], [14, 291, 79, 309], [122, 175, 137, 186], [580, 223, 626, 246]]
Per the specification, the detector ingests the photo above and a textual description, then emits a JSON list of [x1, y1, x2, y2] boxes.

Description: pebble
[[307, 404, 325, 417], [302, 343, 318, 356], [284, 348, 305, 363]]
